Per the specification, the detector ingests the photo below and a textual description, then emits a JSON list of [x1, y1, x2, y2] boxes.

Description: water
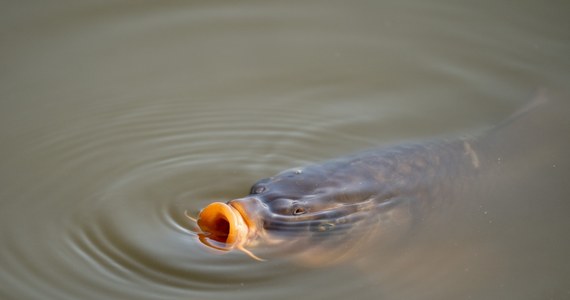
[[1, 1, 569, 299]]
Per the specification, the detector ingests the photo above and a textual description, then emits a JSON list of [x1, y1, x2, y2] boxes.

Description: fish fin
[[507, 88, 549, 121], [238, 245, 266, 262], [485, 88, 551, 138]]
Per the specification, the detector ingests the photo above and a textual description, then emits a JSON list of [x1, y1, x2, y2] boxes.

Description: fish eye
[[292, 206, 306, 215]]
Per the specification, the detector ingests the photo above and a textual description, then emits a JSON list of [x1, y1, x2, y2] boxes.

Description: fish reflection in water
[[192, 91, 567, 265]]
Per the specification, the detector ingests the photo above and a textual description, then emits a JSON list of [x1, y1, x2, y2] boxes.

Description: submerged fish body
[[197, 139, 479, 260], [195, 91, 563, 262]]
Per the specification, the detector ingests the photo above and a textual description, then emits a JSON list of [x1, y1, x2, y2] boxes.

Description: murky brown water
[[1, 1, 569, 299]]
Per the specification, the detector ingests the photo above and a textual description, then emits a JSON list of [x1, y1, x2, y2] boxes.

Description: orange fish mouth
[[196, 201, 264, 261], [197, 202, 245, 246], [196, 201, 254, 248]]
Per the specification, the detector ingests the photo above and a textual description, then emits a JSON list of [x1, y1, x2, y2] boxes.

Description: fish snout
[[227, 197, 266, 225]]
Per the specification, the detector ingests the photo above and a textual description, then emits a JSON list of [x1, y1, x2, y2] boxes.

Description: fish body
[[195, 91, 565, 261]]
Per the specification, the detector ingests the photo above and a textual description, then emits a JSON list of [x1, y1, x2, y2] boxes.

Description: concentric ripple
[[0, 92, 379, 299], [3, 1, 569, 300]]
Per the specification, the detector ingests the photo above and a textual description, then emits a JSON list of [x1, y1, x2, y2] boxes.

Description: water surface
[[1, 1, 569, 299]]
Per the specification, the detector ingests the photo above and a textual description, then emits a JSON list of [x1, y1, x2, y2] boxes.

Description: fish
[[192, 90, 566, 263]]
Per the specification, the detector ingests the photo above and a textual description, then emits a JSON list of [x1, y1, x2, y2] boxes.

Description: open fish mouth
[[196, 200, 265, 260], [197, 202, 249, 247]]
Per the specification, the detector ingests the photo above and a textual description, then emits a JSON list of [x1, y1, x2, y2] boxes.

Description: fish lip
[[229, 200, 258, 235], [229, 201, 246, 218]]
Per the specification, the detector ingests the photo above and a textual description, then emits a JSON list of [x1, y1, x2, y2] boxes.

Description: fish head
[[197, 164, 417, 263]]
